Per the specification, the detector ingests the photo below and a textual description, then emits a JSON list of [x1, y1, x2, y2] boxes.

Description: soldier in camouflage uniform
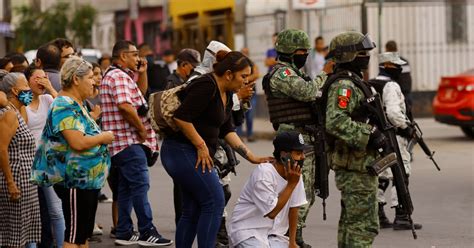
[[262, 29, 333, 248], [324, 31, 383, 247]]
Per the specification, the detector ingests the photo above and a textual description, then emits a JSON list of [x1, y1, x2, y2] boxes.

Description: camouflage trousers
[[298, 152, 316, 229], [335, 169, 379, 248], [277, 125, 316, 231]]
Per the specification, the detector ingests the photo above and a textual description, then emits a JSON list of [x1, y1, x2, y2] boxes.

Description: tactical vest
[[368, 77, 413, 136], [320, 69, 379, 172], [367, 78, 387, 97], [368, 77, 414, 122], [262, 64, 315, 130]]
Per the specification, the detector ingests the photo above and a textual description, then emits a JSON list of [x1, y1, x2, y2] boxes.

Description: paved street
[[92, 118, 473, 248]]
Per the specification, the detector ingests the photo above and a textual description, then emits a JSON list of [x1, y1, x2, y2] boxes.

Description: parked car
[[78, 48, 102, 63], [24, 50, 37, 64], [433, 68, 474, 138]]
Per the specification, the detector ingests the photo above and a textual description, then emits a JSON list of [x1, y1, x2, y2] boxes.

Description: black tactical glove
[[368, 125, 388, 150], [398, 126, 415, 139]]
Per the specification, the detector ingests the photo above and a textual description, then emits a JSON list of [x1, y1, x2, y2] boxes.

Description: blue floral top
[[31, 96, 110, 189]]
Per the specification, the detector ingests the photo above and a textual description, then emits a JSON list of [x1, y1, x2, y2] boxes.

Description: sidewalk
[[252, 118, 275, 140]]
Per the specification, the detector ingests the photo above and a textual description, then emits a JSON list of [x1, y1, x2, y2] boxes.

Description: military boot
[[378, 203, 393, 228], [216, 217, 229, 247], [393, 206, 422, 230], [296, 227, 312, 248]]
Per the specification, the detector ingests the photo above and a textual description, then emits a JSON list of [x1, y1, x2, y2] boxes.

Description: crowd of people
[[0, 26, 417, 248], [0, 36, 269, 248]]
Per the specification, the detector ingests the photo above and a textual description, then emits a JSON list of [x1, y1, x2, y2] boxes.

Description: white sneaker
[[92, 223, 103, 236]]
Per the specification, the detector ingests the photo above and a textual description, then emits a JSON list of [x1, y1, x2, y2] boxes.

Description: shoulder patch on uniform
[[337, 87, 351, 109], [279, 68, 293, 78], [338, 87, 352, 98]]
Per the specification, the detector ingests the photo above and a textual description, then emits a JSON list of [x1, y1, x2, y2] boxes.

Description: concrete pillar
[[286, 0, 303, 29]]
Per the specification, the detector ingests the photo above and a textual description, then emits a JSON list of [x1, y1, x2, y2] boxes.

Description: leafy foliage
[[14, 2, 96, 52], [70, 5, 97, 47]]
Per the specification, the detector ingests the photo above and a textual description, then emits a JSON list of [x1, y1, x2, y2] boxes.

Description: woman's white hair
[[0, 72, 25, 96], [60, 56, 92, 89]]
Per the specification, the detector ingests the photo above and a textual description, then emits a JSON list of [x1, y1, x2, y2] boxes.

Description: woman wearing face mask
[[31, 57, 114, 248], [0, 71, 42, 248], [160, 51, 272, 247], [24, 64, 65, 248]]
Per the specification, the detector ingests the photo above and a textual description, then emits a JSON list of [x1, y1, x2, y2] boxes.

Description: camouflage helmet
[[275, 29, 311, 54], [327, 31, 376, 63]]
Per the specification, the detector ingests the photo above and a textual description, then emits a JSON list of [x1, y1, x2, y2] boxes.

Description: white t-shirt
[[26, 94, 54, 147], [229, 163, 307, 247]]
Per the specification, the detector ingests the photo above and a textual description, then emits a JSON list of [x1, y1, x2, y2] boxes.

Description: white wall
[[244, 0, 365, 94], [246, 0, 288, 16], [92, 12, 115, 54], [367, 2, 474, 91], [245, 13, 278, 94], [303, 1, 474, 91]]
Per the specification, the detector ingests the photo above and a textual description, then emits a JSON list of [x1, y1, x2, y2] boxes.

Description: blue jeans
[[161, 137, 225, 248], [42, 186, 65, 248], [112, 144, 155, 238], [236, 95, 257, 137]]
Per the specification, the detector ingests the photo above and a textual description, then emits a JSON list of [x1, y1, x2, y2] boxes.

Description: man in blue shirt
[[265, 33, 279, 72]]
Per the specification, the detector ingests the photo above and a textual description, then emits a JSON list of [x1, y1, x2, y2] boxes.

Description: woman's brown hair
[[213, 51, 252, 76]]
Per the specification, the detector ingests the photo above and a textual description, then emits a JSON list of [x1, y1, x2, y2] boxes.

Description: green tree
[[70, 5, 97, 48], [14, 5, 42, 51], [13, 2, 96, 52], [40, 2, 69, 44], [14, 2, 70, 51]]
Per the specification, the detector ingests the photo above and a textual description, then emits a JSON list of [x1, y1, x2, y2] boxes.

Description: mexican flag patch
[[279, 68, 292, 78], [337, 87, 351, 109], [338, 88, 351, 98]]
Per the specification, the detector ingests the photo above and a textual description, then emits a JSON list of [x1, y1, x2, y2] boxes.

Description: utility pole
[[306, 10, 310, 35], [287, 0, 303, 30], [378, 0, 384, 54]]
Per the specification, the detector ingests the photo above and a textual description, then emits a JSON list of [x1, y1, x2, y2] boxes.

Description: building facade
[[168, 0, 236, 53], [245, 0, 474, 117], [92, 0, 170, 56]]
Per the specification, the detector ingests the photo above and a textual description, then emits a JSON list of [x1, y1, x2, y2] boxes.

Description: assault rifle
[[359, 90, 418, 239], [407, 121, 441, 171], [305, 101, 329, 221], [214, 139, 240, 179]]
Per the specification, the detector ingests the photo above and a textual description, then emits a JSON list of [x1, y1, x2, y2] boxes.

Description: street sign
[[292, 0, 325, 10]]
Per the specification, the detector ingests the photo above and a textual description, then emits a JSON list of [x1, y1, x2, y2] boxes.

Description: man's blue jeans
[[237, 95, 257, 138], [161, 137, 225, 248], [112, 144, 155, 238]]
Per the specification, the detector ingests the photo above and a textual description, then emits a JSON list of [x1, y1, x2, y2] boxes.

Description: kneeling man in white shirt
[[229, 131, 308, 248]]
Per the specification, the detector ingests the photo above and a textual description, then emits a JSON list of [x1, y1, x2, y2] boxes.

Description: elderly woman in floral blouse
[[32, 57, 114, 248]]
